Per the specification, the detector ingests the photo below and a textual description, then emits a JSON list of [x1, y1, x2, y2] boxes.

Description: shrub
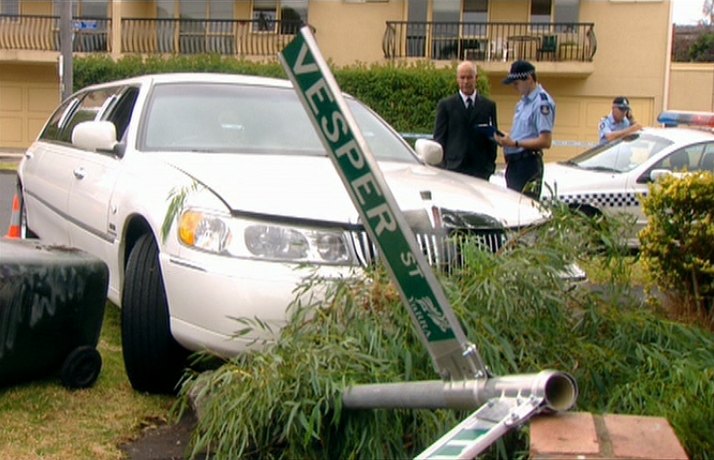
[[688, 32, 714, 62], [639, 172, 714, 316], [173, 206, 714, 459]]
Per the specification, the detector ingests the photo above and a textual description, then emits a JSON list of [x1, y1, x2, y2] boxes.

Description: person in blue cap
[[495, 60, 555, 200], [598, 96, 642, 144]]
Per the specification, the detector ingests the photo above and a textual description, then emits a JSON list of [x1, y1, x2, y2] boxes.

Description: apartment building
[[1, 0, 674, 159]]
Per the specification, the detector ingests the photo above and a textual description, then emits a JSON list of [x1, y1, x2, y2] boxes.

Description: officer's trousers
[[505, 153, 543, 200]]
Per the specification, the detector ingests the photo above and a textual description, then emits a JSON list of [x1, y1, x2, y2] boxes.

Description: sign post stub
[[279, 27, 486, 381]]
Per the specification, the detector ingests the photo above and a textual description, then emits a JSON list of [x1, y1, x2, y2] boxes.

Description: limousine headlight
[[178, 209, 354, 265]]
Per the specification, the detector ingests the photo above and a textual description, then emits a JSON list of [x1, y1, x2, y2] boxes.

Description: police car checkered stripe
[[550, 191, 644, 208]]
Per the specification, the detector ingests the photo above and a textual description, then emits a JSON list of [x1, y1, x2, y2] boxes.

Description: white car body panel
[[541, 162, 644, 225]]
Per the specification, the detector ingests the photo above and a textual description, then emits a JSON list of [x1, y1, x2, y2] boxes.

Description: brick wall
[[529, 412, 688, 459]]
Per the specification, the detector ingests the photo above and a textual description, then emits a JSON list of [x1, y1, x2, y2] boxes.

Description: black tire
[[60, 346, 102, 389], [121, 234, 189, 394]]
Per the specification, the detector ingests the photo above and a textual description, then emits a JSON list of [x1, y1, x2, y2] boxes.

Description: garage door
[[0, 63, 60, 150]]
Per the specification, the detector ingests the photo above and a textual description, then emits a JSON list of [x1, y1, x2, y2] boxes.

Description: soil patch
[[119, 410, 205, 460]]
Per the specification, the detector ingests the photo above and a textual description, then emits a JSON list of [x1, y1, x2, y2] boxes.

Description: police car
[[541, 111, 714, 246]]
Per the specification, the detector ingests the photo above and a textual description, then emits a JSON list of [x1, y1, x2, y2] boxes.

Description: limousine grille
[[350, 228, 508, 271]]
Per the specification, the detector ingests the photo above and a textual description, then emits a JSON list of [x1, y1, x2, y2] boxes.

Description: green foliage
[[639, 172, 714, 315], [73, 56, 489, 134], [74, 55, 285, 90], [172, 206, 714, 459], [688, 32, 714, 62], [334, 61, 491, 133]]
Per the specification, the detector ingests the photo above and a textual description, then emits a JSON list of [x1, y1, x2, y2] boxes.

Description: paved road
[[1, 170, 17, 234]]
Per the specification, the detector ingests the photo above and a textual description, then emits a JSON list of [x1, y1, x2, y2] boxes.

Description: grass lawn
[[0, 158, 20, 172], [0, 304, 174, 460]]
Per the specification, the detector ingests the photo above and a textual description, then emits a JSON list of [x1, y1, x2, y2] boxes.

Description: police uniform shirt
[[504, 83, 555, 156], [598, 113, 631, 144]]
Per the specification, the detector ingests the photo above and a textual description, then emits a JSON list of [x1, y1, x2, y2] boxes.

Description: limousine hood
[[164, 154, 546, 229]]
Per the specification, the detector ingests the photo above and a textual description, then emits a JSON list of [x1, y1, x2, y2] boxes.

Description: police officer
[[495, 60, 555, 200], [599, 96, 642, 144]]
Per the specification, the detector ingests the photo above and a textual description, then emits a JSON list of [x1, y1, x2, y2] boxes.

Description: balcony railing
[[0, 14, 111, 52], [0, 14, 305, 57], [384, 21, 597, 62], [121, 17, 304, 55]]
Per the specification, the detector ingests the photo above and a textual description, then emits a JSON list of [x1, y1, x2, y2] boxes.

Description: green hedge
[[74, 54, 491, 135]]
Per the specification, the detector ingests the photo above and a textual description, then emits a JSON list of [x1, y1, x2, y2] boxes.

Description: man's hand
[[494, 132, 514, 147]]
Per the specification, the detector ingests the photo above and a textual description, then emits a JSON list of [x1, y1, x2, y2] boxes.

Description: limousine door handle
[[73, 167, 87, 180]]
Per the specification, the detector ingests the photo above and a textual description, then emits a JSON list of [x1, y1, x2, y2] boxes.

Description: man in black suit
[[433, 61, 499, 180]]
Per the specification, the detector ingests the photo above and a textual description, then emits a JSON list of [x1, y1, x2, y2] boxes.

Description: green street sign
[[279, 27, 486, 380]]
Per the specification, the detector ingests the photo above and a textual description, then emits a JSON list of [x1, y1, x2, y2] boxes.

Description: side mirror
[[72, 121, 119, 155], [415, 139, 443, 166], [648, 169, 672, 182]]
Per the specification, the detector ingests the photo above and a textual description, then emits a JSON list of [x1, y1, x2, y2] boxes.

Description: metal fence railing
[[0, 14, 110, 52], [383, 21, 596, 63], [0, 14, 305, 57]]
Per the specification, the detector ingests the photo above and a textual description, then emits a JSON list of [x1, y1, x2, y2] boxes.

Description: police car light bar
[[657, 110, 714, 128]]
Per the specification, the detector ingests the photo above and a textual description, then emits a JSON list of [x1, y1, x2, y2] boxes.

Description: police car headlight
[[178, 209, 354, 265]]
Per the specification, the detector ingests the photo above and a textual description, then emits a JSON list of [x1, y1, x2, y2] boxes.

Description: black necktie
[[466, 98, 473, 110]]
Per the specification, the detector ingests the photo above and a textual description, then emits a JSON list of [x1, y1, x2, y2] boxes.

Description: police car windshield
[[565, 133, 672, 173]]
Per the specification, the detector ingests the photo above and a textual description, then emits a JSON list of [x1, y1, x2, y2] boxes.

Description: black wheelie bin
[[0, 238, 109, 389]]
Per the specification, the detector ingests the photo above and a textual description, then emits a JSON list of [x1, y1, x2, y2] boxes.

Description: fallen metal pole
[[342, 370, 578, 412]]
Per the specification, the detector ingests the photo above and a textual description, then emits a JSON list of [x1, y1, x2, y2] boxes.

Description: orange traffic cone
[[5, 193, 21, 238]]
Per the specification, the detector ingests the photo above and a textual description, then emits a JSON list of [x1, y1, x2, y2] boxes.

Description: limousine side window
[[39, 87, 119, 144], [103, 86, 140, 143], [39, 97, 80, 141]]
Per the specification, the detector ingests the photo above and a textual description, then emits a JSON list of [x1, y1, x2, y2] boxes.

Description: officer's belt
[[505, 150, 542, 163]]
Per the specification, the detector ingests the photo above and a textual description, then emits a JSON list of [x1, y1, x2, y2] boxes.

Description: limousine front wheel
[[121, 233, 189, 394]]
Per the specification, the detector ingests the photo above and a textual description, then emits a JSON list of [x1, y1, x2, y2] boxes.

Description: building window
[[253, 0, 277, 31], [432, 0, 459, 60], [0, 0, 20, 15], [281, 0, 308, 23], [178, 1, 235, 20], [80, 0, 108, 18], [280, 0, 308, 33], [406, 0, 428, 57], [53, 0, 108, 18], [432, 0, 460, 23], [463, 0, 488, 37], [252, 0, 308, 33], [463, 0, 488, 23], [531, 0, 552, 24], [554, 0, 580, 31], [178, 0, 235, 54]]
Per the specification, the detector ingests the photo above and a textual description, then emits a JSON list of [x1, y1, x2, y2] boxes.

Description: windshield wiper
[[558, 160, 580, 168], [583, 165, 620, 173]]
